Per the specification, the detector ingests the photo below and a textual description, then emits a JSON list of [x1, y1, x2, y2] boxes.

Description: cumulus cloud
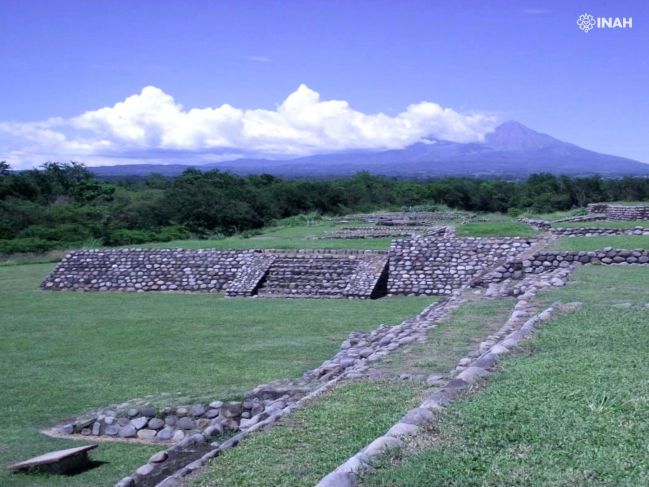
[[0, 84, 499, 168]]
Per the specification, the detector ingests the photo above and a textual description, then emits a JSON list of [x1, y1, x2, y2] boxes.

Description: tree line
[[1, 161, 648, 253]]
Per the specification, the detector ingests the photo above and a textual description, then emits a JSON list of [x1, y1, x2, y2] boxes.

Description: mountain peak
[[484, 120, 561, 151], [89, 119, 649, 178]]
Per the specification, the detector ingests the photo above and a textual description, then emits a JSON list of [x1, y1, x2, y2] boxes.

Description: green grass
[[194, 296, 520, 487], [520, 209, 587, 221], [368, 297, 515, 376], [0, 249, 69, 266], [554, 220, 649, 229], [138, 223, 392, 251], [361, 265, 649, 487], [454, 221, 539, 238], [551, 235, 649, 251], [194, 380, 424, 487], [0, 264, 430, 487], [603, 200, 649, 206]]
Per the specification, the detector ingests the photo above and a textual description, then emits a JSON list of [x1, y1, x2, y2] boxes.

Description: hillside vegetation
[[2, 161, 648, 254]]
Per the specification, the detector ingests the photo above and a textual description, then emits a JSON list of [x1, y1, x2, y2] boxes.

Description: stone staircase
[[256, 253, 388, 299]]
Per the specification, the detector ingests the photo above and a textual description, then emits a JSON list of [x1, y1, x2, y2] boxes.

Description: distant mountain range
[[89, 121, 649, 179]]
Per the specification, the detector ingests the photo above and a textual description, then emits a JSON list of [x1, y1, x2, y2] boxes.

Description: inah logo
[[577, 13, 596, 32], [577, 13, 633, 33]]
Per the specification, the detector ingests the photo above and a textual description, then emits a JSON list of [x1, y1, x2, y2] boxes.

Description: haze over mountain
[[90, 121, 649, 179]]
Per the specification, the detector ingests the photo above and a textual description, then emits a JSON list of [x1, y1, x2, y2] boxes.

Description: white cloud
[[0, 84, 499, 169], [246, 55, 272, 63]]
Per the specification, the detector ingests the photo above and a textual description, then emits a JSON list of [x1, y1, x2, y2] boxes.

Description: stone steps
[[256, 254, 384, 298]]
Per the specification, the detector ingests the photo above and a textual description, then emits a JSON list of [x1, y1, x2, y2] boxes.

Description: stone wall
[[56, 399, 249, 443], [42, 248, 389, 299], [335, 211, 474, 225], [387, 237, 536, 295], [51, 238, 621, 299], [519, 217, 648, 235], [553, 214, 606, 223], [41, 249, 252, 292], [343, 253, 389, 299], [586, 203, 609, 214], [316, 226, 450, 240], [479, 248, 649, 284], [519, 218, 551, 231], [550, 226, 649, 237], [587, 203, 649, 220], [225, 253, 276, 297]]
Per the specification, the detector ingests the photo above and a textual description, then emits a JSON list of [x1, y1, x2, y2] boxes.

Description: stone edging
[[111, 294, 471, 486], [478, 248, 649, 285], [314, 295, 564, 486], [113, 375, 348, 487], [314, 226, 451, 240], [550, 226, 648, 237]]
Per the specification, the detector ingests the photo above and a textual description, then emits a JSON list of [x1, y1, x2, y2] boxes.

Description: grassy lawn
[[551, 235, 649, 251], [194, 380, 424, 487], [554, 220, 649, 229], [194, 295, 520, 487], [138, 222, 392, 251], [361, 265, 649, 487], [0, 264, 430, 487], [454, 221, 539, 238], [367, 297, 515, 377]]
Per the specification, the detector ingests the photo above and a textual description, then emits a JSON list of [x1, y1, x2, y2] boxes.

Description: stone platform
[[42, 248, 390, 299], [8, 445, 97, 474]]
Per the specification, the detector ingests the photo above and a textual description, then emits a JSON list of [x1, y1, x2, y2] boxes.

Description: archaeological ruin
[[34, 206, 649, 487], [41, 237, 541, 298]]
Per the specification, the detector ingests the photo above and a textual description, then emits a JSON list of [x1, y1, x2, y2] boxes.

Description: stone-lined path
[[315, 268, 571, 486]]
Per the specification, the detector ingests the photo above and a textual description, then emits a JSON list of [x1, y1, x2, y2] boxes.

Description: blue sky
[[1, 0, 648, 168]]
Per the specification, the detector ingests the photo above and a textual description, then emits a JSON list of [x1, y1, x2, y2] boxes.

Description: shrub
[[278, 212, 323, 227], [104, 229, 156, 246], [104, 225, 191, 246], [207, 232, 226, 241], [0, 238, 60, 254], [241, 229, 264, 239], [19, 223, 92, 242], [155, 225, 191, 241]]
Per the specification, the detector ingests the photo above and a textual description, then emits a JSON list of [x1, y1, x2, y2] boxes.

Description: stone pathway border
[[112, 295, 469, 487], [314, 289, 565, 486], [114, 375, 348, 487]]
